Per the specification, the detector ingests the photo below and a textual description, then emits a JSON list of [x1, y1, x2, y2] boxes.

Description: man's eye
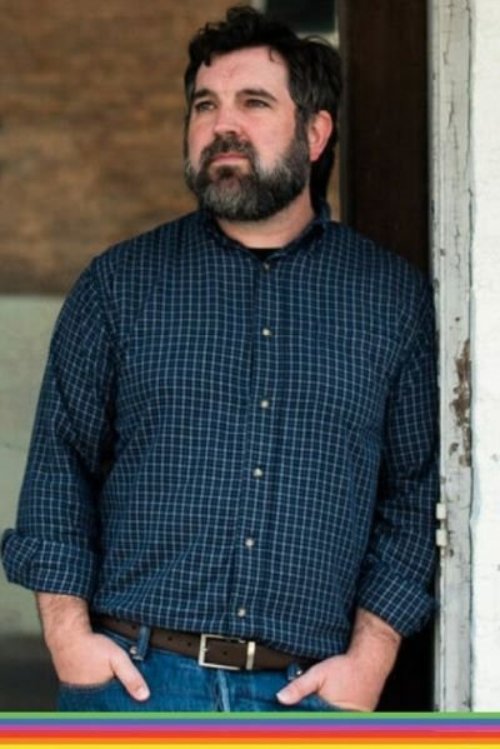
[[246, 98, 269, 108], [193, 101, 214, 113]]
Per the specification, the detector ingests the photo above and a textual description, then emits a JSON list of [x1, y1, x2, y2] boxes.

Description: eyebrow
[[191, 88, 214, 102], [239, 88, 278, 103], [191, 87, 278, 103]]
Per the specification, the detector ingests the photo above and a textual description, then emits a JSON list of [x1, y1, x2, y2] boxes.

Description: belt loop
[[129, 625, 151, 661]]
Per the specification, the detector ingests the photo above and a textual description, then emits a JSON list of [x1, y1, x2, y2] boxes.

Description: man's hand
[[276, 609, 401, 711], [276, 651, 385, 711], [50, 629, 150, 700], [36, 592, 150, 702]]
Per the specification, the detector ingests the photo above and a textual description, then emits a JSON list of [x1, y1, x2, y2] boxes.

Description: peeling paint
[[431, 0, 473, 712], [451, 339, 471, 466]]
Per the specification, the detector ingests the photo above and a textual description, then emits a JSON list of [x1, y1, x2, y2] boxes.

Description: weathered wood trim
[[429, 0, 473, 712]]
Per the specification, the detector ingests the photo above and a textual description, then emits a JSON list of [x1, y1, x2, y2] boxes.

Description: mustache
[[200, 135, 256, 167]]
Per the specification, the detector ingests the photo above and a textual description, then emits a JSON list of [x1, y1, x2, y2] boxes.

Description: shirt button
[[252, 467, 264, 479], [259, 398, 271, 410], [263, 262, 271, 272], [245, 537, 256, 549], [261, 327, 273, 338], [237, 607, 247, 618]]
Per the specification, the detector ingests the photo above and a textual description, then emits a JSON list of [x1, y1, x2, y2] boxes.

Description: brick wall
[[0, 0, 231, 292]]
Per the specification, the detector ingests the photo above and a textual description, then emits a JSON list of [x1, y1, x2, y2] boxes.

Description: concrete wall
[[470, 0, 500, 712], [0, 298, 61, 634]]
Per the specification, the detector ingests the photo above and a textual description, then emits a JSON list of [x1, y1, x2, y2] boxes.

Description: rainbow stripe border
[[1, 714, 500, 747]]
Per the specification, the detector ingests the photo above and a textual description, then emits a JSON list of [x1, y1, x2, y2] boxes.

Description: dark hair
[[184, 5, 342, 204]]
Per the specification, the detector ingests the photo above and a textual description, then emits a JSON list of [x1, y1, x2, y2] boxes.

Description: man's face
[[184, 46, 311, 221]]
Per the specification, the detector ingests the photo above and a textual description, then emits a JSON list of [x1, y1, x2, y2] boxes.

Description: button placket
[[232, 260, 279, 625]]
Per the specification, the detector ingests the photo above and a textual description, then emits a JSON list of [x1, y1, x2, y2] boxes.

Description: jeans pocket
[[59, 677, 118, 693], [57, 677, 127, 711], [297, 692, 343, 712]]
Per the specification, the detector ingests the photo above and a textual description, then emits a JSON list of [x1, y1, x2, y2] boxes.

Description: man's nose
[[212, 105, 243, 137]]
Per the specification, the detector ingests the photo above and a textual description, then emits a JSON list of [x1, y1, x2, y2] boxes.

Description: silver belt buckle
[[198, 633, 256, 670]]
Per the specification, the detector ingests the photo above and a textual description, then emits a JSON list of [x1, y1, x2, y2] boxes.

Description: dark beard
[[184, 122, 310, 221]]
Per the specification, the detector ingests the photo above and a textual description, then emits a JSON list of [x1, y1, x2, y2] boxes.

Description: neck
[[215, 190, 315, 249]]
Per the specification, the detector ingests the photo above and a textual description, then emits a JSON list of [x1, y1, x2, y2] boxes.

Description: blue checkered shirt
[[2, 206, 438, 659]]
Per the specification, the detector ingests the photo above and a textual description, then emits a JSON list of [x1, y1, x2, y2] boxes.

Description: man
[[1, 6, 438, 712]]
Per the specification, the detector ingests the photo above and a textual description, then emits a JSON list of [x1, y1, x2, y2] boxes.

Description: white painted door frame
[[429, 0, 473, 712]]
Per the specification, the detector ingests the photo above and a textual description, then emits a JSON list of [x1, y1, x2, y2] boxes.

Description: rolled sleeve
[[1, 262, 116, 598], [1, 532, 98, 599], [356, 282, 439, 637]]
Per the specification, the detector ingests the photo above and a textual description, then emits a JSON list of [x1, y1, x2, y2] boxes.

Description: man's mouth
[[209, 152, 249, 165], [201, 136, 254, 170]]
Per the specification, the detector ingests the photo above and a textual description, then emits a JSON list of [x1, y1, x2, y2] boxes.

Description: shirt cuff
[[355, 568, 435, 637], [1, 530, 97, 600]]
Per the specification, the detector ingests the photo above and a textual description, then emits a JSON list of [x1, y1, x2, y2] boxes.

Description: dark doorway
[[339, 0, 433, 710], [266, 0, 336, 34], [338, 0, 429, 273]]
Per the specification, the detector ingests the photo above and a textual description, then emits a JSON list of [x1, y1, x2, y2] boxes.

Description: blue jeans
[[57, 626, 341, 712]]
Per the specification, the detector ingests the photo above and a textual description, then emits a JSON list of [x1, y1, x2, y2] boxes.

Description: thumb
[[276, 667, 320, 706], [110, 651, 150, 702]]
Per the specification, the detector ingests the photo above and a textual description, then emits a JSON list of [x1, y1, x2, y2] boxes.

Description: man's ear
[[307, 110, 334, 162]]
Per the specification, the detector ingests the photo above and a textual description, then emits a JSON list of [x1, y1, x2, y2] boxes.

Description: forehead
[[194, 46, 291, 97]]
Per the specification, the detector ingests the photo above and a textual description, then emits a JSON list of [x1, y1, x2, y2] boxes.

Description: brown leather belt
[[95, 615, 312, 671]]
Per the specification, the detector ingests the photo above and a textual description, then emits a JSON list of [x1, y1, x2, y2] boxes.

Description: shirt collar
[[198, 200, 331, 256]]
